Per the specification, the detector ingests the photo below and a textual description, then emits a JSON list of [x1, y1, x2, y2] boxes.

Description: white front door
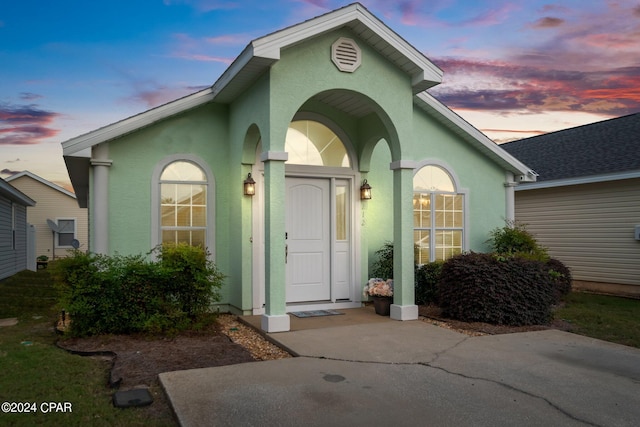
[[286, 177, 331, 302]]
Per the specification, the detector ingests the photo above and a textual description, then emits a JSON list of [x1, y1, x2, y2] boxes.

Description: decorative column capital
[[260, 151, 288, 162], [90, 158, 113, 167], [389, 160, 417, 170]]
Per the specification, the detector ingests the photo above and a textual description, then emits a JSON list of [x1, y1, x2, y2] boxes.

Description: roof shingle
[[501, 113, 640, 182]]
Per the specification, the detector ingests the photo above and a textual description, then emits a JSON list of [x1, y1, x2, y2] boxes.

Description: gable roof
[[502, 113, 640, 189], [5, 170, 77, 199], [0, 178, 36, 206], [61, 2, 535, 188], [61, 3, 442, 156]]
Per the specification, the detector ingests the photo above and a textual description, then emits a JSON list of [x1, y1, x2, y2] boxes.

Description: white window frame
[[151, 154, 215, 256], [55, 218, 77, 249], [413, 160, 469, 264]]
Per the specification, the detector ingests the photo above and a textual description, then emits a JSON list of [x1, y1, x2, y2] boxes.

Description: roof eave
[[515, 169, 640, 191], [414, 92, 537, 182], [5, 170, 77, 199], [246, 2, 442, 94], [63, 155, 91, 208], [61, 87, 216, 156], [0, 179, 36, 206]]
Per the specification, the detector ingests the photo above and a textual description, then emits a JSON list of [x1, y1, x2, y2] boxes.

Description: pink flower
[[364, 278, 394, 297]]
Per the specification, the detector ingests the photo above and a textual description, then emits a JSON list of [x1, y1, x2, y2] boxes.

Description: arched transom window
[[160, 161, 207, 248], [285, 120, 350, 167], [413, 165, 464, 263]]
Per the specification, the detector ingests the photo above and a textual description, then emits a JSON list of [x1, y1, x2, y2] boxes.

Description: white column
[[90, 144, 112, 255], [504, 172, 517, 223], [260, 151, 290, 333], [389, 160, 418, 321]]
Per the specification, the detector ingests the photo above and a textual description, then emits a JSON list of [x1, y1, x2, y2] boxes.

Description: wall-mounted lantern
[[243, 173, 256, 196], [360, 179, 372, 200]]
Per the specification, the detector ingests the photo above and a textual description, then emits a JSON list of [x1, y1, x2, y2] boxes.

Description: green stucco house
[[62, 3, 535, 332]]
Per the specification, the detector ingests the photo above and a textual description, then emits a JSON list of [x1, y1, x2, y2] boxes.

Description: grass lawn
[[555, 292, 640, 349], [0, 269, 174, 427]]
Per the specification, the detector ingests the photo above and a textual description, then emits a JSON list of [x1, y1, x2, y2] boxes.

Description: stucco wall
[[101, 25, 513, 311]]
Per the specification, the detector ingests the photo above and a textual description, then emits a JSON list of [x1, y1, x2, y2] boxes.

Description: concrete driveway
[[160, 309, 640, 426]]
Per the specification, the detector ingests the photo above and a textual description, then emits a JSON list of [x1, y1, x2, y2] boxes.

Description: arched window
[[413, 165, 464, 263], [285, 120, 350, 167], [160, 160, 207, 248]]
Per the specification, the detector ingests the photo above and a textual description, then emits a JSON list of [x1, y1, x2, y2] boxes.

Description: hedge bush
[[415, 261, 444, 305], [438, 252, 558, 326], [53, 244, 224, 336]]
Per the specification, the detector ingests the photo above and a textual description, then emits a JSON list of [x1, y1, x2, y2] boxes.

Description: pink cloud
[[0, 103, 60, 145], [531, 17, 564, 28], [170, 32, 236, 64], [430, 58, 640, 117], [204, 34, 250, 45]]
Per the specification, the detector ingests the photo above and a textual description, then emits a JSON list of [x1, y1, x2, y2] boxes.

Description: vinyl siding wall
[[0, 196, 28, 280], [514, 178, 640, 289], [9, 176, 88, 259]]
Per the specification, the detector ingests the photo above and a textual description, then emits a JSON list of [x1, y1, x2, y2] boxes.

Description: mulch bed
[[419, 305, 573, 336], [57, 321, 256, 390]]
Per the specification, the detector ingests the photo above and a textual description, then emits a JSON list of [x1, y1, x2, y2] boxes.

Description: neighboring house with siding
[[61, 3, 535, 332], [0, 178, 35, 280], [502, 113, 640, 297], [5, 171, 88, 260]]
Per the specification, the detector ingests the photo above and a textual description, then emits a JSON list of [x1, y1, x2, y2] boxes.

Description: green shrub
[[153, 243, 225, 317], [53, 245, 224, 336], [545, 258, 573, 302], [415, 261, 444, 305], [371, 242, 394, 279], [438, 252, 557, 326], [487, 220, 548, 261]]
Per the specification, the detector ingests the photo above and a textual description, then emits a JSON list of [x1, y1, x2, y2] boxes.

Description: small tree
[[487, 220, 548, 261]]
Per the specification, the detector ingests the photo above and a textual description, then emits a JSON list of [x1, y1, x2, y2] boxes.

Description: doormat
[[290, 310, 345, 318]]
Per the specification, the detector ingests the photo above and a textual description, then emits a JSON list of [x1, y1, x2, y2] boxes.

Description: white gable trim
[[5, 170, 77, 199], [62, 88, 215, 156], [515, 170, 640, 191], [62, 3, 445, 157], [414, 92, 537, 182]]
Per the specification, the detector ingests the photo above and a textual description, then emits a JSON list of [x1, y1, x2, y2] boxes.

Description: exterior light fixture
[[360, 179, 372, 200], [243, 173, 256, 196]]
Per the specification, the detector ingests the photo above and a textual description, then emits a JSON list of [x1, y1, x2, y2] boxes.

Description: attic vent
[[331, 38, 361, 73]]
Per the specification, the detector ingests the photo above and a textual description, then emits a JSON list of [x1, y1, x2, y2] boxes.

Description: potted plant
[[364, 278, 394, 316]]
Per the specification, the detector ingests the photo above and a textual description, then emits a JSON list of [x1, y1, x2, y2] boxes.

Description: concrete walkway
[[160, 308, 640, 426]]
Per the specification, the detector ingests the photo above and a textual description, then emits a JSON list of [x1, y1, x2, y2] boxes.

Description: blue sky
[[2, 0, 639, 188]]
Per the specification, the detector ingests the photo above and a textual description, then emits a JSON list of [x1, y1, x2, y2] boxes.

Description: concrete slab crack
[[296, 353, 602, 427], [420, 363, 602, 427]]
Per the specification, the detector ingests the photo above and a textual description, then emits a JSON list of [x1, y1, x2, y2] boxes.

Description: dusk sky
[[1, 0, 639, 189]]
